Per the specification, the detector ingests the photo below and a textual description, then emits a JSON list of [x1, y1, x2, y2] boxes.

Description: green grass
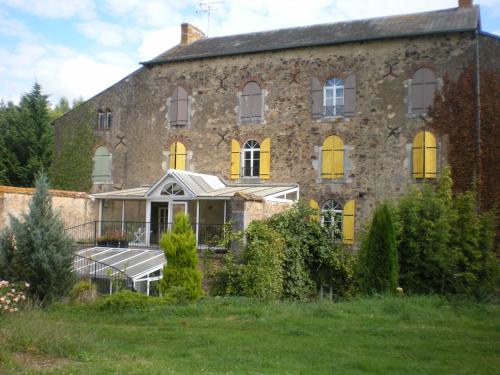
[[0, 296, 499, 374]]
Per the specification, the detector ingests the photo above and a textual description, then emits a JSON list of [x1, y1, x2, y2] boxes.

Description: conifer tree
[[0, 173, 75, 303], [159, 213, 202, 300], [357, 202, 399, 294]]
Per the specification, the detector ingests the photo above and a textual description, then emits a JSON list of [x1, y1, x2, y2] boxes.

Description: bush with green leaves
[[357, 202, 399, 295], [159, 213, 202, 301], [239, 221, 285, 299], [0, 173, 75, 304]]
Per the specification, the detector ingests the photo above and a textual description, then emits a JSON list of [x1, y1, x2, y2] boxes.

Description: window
[[169, 86, 189, 127], [161, 182, 184, 196], [311, 75, 356, 119], [97, 110, 105, 129], [92, 146, 112, 183], [316, 199, 356, 244], [321, 135, 344, 179], [106, 111, 112, 128], [242, 140, 260, 177], [324, 77, 344, 116], [412, 131, 437, 179], [410, 68, 437, 114], [168, 141, 187, 170], [322, 200, 343, 239], [240, 81, 262, 124]]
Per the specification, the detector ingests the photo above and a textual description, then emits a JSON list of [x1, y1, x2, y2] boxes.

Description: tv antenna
[[196, 1, 223, 36]]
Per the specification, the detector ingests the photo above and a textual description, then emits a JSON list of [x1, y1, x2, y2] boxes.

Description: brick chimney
[[458, 0, 473, 8], [180, 23, 205, 45]]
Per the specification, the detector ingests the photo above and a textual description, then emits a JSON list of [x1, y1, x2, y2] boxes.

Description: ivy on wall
[[50, 104, 98, 192]]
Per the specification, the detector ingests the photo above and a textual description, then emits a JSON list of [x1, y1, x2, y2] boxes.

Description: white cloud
[[137, 25, 180, 61], [76, 20, 139, 47], [3, 0, 96, 19]]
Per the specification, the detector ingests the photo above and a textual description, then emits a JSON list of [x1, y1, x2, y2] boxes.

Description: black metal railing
[[65, 221, 226, 251], [73, 254, 134, 294], [323, 105, 344, 117]]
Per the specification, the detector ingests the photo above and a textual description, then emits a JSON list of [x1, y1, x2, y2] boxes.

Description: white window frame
[[321, 200, 343, 239], [97, 111, 105, 129], [241, 140, 260, 178], [323, 78, 344, 117]]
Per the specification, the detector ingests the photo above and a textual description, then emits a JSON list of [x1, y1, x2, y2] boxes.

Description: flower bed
[[0, 280, 28, 313]]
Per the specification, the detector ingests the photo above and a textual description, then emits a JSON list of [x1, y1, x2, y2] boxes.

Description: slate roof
[[143, 6, 479, 65]]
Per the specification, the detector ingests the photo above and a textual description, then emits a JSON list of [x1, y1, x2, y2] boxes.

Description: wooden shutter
[[259, 137, 271, 180], [241, 81, 262, 123], [343, 74, 356, 117], [169, 142, 187, 170], [412, 131, 424, 178], [169, 88, 178, 124], [342, 200, 355, 245], [93, 146, 111, 182], [322, 135, 344, 179], [411, 68, 436, 114], [424, 131, 437, 179], [176, 87, 189, 126], [230, 139, 240, 179], [311, 77, 323, 119], [309, 199, 320, 221]]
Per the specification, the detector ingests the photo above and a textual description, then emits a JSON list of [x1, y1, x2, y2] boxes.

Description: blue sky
[[0, 0, 498, 106]]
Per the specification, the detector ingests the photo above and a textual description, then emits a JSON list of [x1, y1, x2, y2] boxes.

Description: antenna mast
[[196, 1, 223, 36]]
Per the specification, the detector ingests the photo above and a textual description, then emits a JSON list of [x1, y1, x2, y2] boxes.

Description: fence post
[[94, 221, 97, 247]]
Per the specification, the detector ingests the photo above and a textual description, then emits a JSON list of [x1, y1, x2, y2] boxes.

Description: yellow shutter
[[168, 143, 176, 169], [230, 139, 240, 180], [309, 199, 320, 221], [332, 135, 344, 179], [322, 135, 344, 179], [342, 200, 355, 245], [260, 137, 271, 180], [412, 131, 424, 179], [424, 131, 437, 179]]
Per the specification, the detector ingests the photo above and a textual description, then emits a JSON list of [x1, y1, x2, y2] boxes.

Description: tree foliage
[[159, 213, 202, 301], [357, 202, 399, 294], [0, 173, 75, 303], [0, 83, 53, 187]]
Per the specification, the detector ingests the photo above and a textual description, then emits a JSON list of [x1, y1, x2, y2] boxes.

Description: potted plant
[[97, 231, 129, 248]]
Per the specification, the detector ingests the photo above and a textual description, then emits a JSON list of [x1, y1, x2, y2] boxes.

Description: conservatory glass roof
[[74, 247, 166, 281]]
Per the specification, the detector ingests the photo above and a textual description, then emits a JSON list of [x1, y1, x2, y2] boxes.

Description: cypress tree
[[0, 173, 75, 303], [357, 202, 399, 294], [159, 213, 202, 300]]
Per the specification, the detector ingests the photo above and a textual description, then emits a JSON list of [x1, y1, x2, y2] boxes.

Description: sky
[[0, 0, 499, 106]]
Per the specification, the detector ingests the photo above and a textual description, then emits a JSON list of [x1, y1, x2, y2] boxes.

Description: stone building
[[53, 1, 499, 248]]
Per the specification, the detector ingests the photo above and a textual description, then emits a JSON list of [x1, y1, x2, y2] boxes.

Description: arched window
[[242, 140, 260, 177], [412, 131, 437, 179], [321, 135, 344, 179], [92, 146, 111, 183], [322, 200, 343, 239], [169, 86, 189, 127], [323, 77, 344, 116], [240, 81, 262, 124], [411, 68, 437, 114], [97, 110, 105, 129], [168, 141, 187, 170], [106, 110, 112, 129], [161, 182, 184, 196]]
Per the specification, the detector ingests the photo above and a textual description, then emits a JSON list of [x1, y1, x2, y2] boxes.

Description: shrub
[[240, 221, 285, 299], [0, 173, 75, 304], [70, 280, 97, 303], [159, 213, 202, 301], [357, 202, 399, 294], [0, 280, 28, 314], [96, 290, 155, 310]]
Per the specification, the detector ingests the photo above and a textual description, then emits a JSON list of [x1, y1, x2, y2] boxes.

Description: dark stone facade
[[53, 27, 499, 244]]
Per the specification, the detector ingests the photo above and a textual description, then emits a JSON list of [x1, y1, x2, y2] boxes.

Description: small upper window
[[106, 111, 112, 128], [242, 140, 260, 177], [97, 111, 105, 129], [323, 77, 344, 117], [168, 141, 187, 171], [169, 86, 189, 127], [161, 182, 184, 196], [240, 81, 263, 124], [411, 68, 437, 114]]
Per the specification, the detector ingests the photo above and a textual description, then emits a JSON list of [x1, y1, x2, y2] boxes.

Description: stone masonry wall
[[54, 32, 488, 244], [0, 186, 97, 230]]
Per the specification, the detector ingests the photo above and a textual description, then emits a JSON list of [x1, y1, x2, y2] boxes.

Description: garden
[[0, 170, 498, 374]]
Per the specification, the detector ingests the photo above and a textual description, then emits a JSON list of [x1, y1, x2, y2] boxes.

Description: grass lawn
[[0, 295, 498, 374]]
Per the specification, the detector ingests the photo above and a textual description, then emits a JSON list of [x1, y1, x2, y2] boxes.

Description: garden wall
[[0, 186, 97, 230]]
